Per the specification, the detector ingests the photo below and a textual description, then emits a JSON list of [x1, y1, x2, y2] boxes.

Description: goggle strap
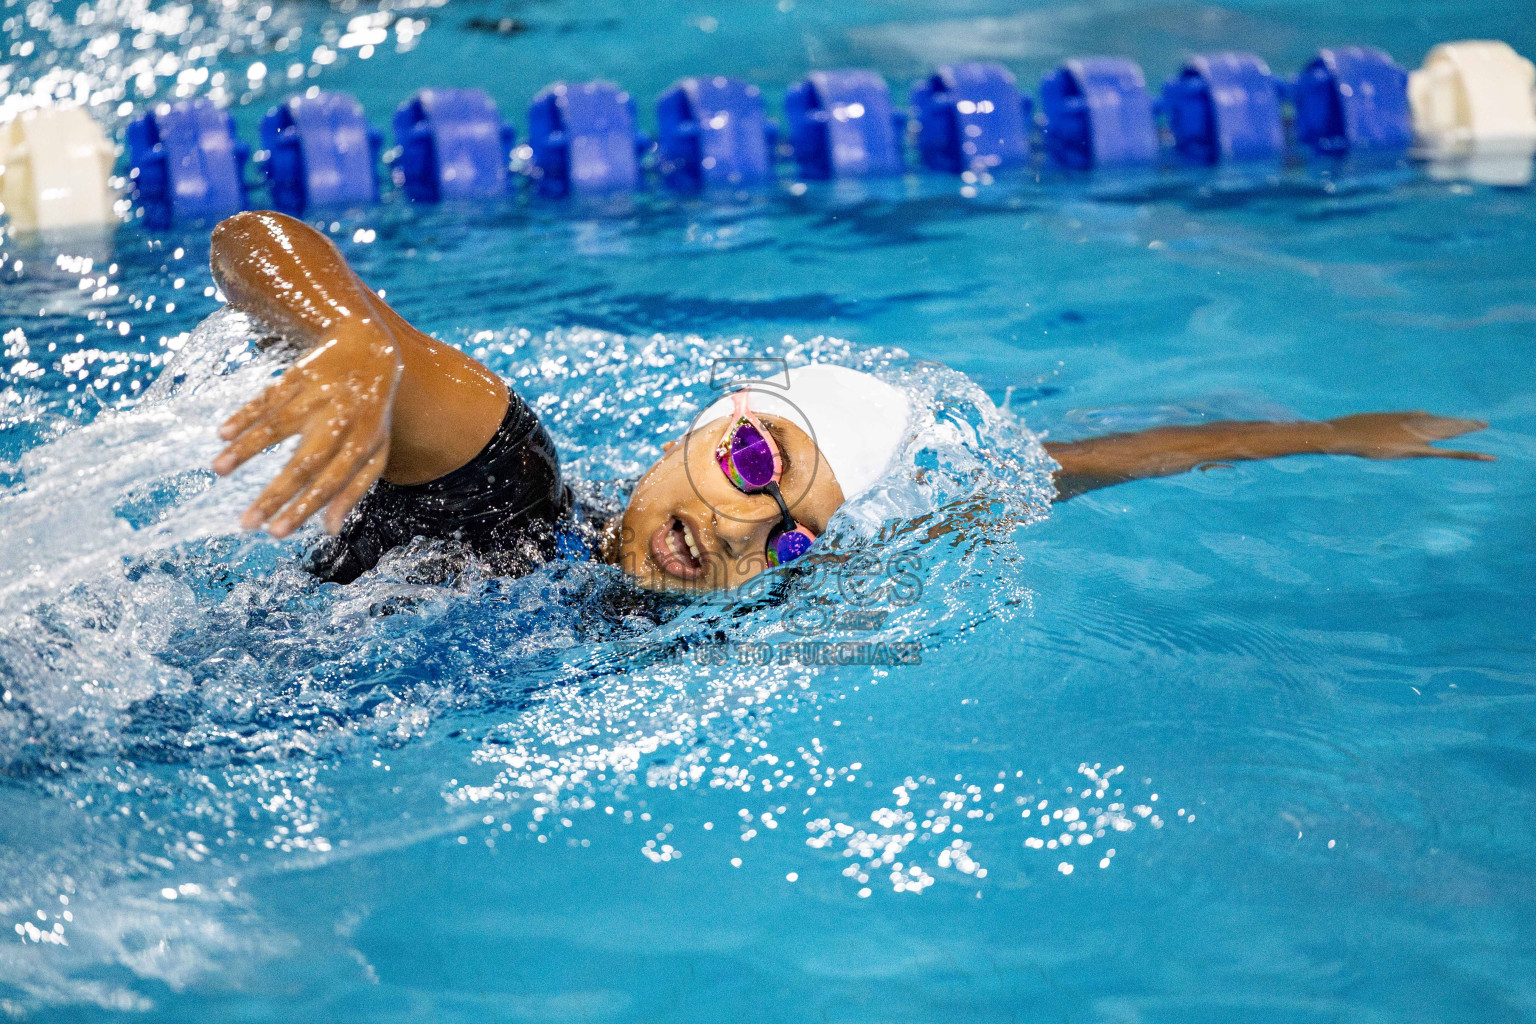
[[763, 481, 798, 536]]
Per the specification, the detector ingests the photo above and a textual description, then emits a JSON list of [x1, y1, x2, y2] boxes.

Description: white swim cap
[[698, 364, 911, 499]]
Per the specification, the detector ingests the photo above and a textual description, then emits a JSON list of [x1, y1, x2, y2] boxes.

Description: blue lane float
[[1161, 52, 1285, 164], [126, 98, 249, 229], [260, 91, 382, 215], [109, 37, 1535, 230], [784, 69, 905, 178], [1039, 57, 1159, 169], [910, 62, 1032, 173], [528, 80, 647, 197], [392, 88, 516, 202], [655, 76, 775, 190], [1293, 47, 1412, 155]]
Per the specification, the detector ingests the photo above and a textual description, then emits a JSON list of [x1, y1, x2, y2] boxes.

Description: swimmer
[[208, 211, 1492, 591]]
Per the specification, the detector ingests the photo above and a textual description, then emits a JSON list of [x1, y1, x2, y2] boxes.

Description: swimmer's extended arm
[[915, 412, 1489, 542], [208, 211, 508, 537], [1045, 413, 1491, 499]]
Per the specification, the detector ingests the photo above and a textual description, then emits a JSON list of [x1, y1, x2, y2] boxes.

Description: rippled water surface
[[2, 0, 1535, 1020]]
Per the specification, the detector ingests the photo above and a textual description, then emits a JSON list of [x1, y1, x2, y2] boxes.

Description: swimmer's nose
[[711, 498, 777, 559]]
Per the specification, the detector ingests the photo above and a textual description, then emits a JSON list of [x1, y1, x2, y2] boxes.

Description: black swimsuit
[[306, 387, 577, 584]]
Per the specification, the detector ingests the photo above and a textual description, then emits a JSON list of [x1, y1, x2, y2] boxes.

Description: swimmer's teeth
[[682, 524, 701, 561]]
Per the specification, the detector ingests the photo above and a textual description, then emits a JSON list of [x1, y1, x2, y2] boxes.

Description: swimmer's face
[[617, 414, 845, 592]]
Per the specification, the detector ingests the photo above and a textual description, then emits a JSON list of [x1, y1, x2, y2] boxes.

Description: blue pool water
[[3, 1, 1536, 1019]]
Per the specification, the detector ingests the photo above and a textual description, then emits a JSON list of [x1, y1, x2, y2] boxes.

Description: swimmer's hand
[[213, 323, 403, 538], [1313, 412, 1494, 462]]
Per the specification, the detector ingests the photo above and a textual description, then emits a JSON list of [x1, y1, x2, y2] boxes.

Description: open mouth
[[649, 515, 706, 581]]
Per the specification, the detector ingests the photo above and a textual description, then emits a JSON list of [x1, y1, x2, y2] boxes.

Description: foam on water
[[0, 308, 1157, 1011]]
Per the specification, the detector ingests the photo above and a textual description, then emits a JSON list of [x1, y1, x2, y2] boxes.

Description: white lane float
[[1411, 40, 1536, 185], [0, 106, 118, 233]]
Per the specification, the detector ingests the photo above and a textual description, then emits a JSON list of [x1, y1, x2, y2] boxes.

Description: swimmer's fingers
[[1390, 414, 1493, 459], [1416, 445, 1496, 462], [238, 414, 353, 534], [1328, 412, 1493, 461], [218, 375, 302, 442], [213, 391, 319, 476], [267, 432, 387, 538], [1400, 413, 1489, 443], [321, 448, 389, 535]]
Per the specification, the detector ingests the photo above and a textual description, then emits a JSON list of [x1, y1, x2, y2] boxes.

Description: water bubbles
[[0, 0, 437, 127]]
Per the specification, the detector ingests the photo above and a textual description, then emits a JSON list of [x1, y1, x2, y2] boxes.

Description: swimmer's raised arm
[[208, 211, 508, 537], [1045, 412, 1491, 499]]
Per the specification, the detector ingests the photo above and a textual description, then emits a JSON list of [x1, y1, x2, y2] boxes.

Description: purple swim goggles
[[714, 391, 818, 567]]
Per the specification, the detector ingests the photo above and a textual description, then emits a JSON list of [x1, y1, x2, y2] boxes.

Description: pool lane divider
[[2, 39, 1533, 230], [104, 41, 1536, 223]]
